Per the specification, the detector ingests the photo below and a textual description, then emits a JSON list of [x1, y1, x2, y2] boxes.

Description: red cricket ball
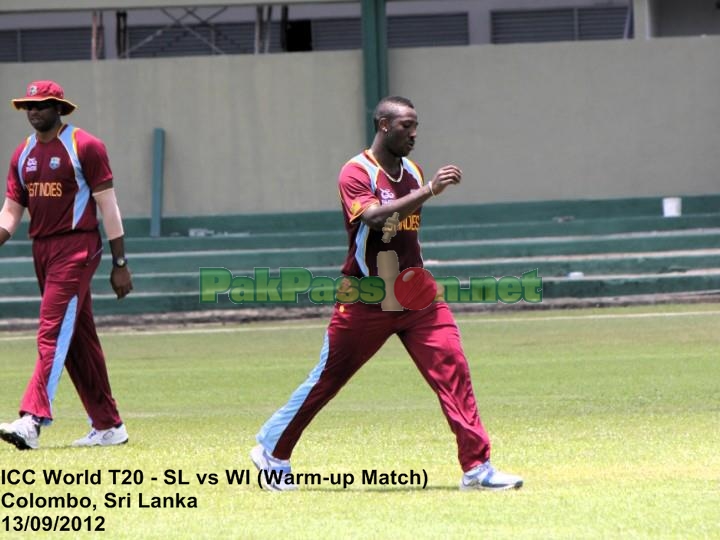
[[394, 267, 437, 310]]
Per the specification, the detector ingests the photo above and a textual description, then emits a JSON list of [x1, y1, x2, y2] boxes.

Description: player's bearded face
[[25, 103, 61, 133], [385, 108, 418, 158]]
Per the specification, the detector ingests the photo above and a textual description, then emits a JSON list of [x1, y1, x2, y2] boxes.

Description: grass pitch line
[[1, 308, 719, 343]]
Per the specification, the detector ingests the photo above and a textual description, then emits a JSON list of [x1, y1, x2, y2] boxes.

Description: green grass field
[[0, 304, 718, 539]]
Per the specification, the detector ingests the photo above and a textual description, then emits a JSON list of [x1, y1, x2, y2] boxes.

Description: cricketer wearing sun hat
[[11, 80, 77, 116], [0, 79, 133, 451]]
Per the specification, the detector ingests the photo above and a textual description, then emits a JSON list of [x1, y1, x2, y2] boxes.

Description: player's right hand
[[381, 212, 400, 242], [111, 267, 133, 299]]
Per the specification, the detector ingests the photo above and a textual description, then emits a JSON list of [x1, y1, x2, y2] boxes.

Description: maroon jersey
[[5, 124, 113, 239], [338, 150, 426, 277]]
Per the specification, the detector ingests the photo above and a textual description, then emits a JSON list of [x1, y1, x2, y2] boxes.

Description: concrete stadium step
[[425, 250, 720, 279], [2, 229, 720, 278], [4, 250, 720, 297], [2, 270, 720, 319], [105, 194, 720, 235], [122, 213, 720, 247], [3, 198, 719, 320], [4, 214, 720, 258], [541, 269, 720, 298]]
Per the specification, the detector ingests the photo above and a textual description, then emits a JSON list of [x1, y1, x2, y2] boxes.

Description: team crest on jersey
[[379, 188, 396, 205], [350, 199, 362, 215], [25, 157, 37, 172], [49, 157, 61, 169]]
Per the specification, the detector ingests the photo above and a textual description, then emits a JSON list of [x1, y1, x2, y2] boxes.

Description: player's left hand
[[428, 165, 462, 197], [111, 267, 133, 299]]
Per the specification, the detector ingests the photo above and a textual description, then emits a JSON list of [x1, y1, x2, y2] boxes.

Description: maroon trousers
[[20, 230, 122, 429], [257, 301, 491, 471]]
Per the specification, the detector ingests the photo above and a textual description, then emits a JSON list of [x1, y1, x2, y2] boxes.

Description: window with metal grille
[[491, 6, 632, 44], [0, 13, 468, 62], [0, 27, 101, 62], [312, 13, 468, 51], [0, 31, 18, 62], [127, 13, 468, 58], [127, 22, 276, 57]]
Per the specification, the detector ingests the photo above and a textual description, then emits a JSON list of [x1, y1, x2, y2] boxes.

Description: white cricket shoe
[[460, 461, 523, 491], [73, 424, 128, 447], [0, 414, 40, 450], [250, 444, 298, 491]]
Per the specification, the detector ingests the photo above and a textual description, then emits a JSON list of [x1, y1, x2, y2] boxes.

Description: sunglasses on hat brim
[[20, 100, 59, 111]]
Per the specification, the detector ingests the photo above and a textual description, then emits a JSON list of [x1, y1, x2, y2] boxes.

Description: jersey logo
[[350, 199, 362, 215], [26, 157, 37, 172], [379, 188, 395, 205], [49, 157, 61, 169]]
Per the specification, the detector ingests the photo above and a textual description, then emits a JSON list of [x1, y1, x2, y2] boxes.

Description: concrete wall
[[1, 35, 719, 217], [0, 52, 365, 216], [391, 37, 720, 204]]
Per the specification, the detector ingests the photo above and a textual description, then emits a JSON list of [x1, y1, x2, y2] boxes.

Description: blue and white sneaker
[[460, 461, 523, 491], [73, 424, 128, 447], [250, 445, 298, 491]]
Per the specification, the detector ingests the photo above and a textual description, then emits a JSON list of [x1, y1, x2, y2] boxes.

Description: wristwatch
[[112, 256, 128, 268]]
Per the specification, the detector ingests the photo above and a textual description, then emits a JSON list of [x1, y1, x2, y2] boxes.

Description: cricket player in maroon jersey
[[0, 80, 132, 450], [251, 96, 523, 491]]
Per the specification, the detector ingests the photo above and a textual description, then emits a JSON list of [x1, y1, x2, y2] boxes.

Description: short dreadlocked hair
[[373, 96, 415, 132]]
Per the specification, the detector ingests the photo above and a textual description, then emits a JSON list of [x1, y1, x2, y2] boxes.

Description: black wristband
[[112, 256, 128, 268]]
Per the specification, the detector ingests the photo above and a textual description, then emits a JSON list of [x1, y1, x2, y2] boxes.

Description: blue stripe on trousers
[[256, 331, 330, 453], [45, 295, 78, 423]]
